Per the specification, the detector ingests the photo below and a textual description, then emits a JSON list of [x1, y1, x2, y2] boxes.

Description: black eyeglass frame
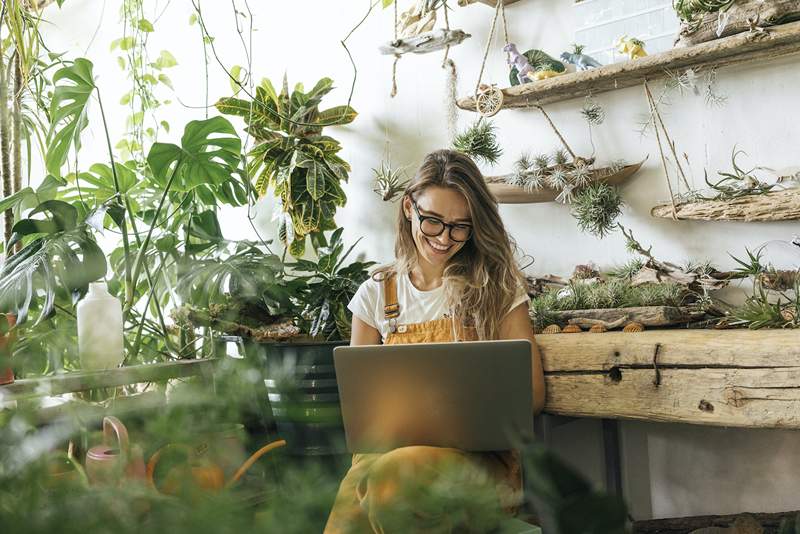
[[410, 199, 473, 243]]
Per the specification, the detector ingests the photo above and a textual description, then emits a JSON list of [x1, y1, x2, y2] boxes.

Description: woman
[[324, 149, 546, 533]]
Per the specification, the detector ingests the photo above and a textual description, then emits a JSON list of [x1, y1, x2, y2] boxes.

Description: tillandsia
[[700, 146, 777, 200], [372, 161, 410, 202], [570, 183, 624, 238], [452, 118, 503, 165], [580, 96, 605, 126], [673, 0, 736, 29]]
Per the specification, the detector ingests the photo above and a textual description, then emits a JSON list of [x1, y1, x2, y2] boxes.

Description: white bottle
[[77, 281, 124, 370]]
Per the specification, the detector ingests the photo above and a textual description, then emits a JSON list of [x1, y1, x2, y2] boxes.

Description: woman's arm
[[350, 315, 382, 346], [499, 302, 546, 415]]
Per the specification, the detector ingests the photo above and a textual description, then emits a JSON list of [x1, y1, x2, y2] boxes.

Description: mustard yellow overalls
[[324, 272, 522, 534]]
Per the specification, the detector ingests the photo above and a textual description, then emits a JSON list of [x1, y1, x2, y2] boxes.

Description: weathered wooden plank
[[651, 188, 800, 221], [676, 0, 800, 47], [457, 0, 521, 6], [538, 330, 800, 428], [0, 359, 215, 401], [554, 306, 702, 329], [457, 20, 800, 110], [633, 510, 798, 534]]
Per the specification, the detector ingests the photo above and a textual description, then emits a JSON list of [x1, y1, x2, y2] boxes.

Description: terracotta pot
[[0, 313, 17, 386]]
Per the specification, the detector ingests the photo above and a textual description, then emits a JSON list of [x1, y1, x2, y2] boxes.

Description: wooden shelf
[[458, 20, 800, 111], [651, 188, 800, 221], [538, 329, 800, 429], [486, 160, 644, 204]]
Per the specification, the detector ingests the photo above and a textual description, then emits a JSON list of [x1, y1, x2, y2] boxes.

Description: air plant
[[533, 153, 550, 170], [372, 161, 409, 202], [569, 183, 624, 238], [580, 96, 605, 126], [701, 147, 777, 200], [552, 148, 569, 166], [567, 160, 594, 187], [607, 258, 645, 281], [452, 118, 502, 165], [673, 0, 736, 28]]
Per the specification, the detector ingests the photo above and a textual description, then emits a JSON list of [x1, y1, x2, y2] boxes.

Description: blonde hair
[[376, 149, 528, 340]]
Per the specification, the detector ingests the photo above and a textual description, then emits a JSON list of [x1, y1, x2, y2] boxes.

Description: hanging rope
[[473, 0, 502, 98], [643, 80, 692, 194], [535, 104, 578, 161], [499, 0, 509, 46], [643, 81, 678, 220], [441, 0, 451, 66], [391, 0, 400, 97]]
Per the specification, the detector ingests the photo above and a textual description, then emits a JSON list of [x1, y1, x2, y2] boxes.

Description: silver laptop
[[333, 340, 533, 453]]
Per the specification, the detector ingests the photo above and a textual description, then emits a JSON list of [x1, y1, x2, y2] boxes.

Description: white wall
[[40, 0, 800, 521]]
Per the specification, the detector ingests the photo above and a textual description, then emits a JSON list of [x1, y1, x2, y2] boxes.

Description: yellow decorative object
[[562, 324, 582, 334], [615, 36, 647, 60], [532, 69, 564, 81], [622, 322, 645, 333], [589, 324, 607, 333], [542, 324, 562, 334]]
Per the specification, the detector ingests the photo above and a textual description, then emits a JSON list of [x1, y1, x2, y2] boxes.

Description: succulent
[[546, 167, 570, 190], [568, 161, 594, 188]]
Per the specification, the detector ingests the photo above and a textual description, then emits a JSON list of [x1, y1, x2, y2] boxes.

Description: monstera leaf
[[0, 200, 106, 324], [46, 58, 96, 177], [146, 116, 247, 207]]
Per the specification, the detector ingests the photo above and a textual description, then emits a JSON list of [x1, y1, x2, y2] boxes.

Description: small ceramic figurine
[[560, 44, 602, 71], [503, 43, 536, 85], [615, 36, 648, 60]]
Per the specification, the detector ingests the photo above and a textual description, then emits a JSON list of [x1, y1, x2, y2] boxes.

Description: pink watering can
[[85, 416, 146, 485]]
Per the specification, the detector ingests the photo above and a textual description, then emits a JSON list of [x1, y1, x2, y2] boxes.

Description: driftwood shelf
[[487, 160, 644, 204], [651, 188, 800, 221], [458, 20, 800, 110], [457, 0, 521, 6], [538, 329, 800, 429]]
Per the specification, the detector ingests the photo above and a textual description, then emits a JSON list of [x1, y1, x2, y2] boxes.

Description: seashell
[[562, 324, 582, 333], [782, 308, 797, 322], [542, 324, 562, 334], [589, 324, 607, 333], [622, 322, 645, 333]]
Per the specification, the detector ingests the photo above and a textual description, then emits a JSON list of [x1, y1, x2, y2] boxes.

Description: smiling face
[[402, 186, 472, 269]]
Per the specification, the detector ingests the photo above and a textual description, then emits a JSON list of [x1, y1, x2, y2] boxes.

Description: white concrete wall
[[41, 0, 800, 520]]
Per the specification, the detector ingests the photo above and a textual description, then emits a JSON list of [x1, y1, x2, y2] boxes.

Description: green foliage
[[570, 183, 624, 239], [452, 119, 502, 166], [216, 76, 356, 256], [509, 49, 566, 86], [606, 259, 644, 281], [701, 147, 776, 201], [673, 0, 735, 27], [46, 59, 96, 177]]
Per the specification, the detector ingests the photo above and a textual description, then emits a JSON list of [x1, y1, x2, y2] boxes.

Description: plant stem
[[0, 7, 12, 250], [11, 51, 21, 253], [126, 155, 182, 310]]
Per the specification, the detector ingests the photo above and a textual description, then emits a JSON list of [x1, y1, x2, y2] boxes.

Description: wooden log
[[651, 188, 800, 221], [379, 29, 471, 56], [538, 329, 800, 428], [486, 160, 644, 204], [633, 510, 798, 534], [554, 306, 702, 329], [676, 0, 800, 47], [457, 20, 800, 110]]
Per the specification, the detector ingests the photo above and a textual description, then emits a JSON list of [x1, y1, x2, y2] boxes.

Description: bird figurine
[[615, 36, 647, 60], [560, 44, 603, 71]]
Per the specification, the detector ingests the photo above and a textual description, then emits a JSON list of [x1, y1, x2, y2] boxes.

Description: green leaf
[[316, 105, 357, 126], [229, 65, 243, 93], [137, 18, 154, 32], [119, 37, 135, 51], [215, 97, 253, 119], [158, 73, 173, 89], [0, 187, 35, 214], [189, 13, 198, 25], [306, 161, 325, 200], [117, 56, 126, 70], [46, 58, 96, 177], [382, 0, 394, 7], [154, 50, 177, 69]]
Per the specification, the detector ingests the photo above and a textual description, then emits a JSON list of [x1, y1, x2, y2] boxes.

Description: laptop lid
[[333, 340, 533, 453]]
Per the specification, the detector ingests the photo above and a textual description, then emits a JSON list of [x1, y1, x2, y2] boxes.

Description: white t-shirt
[[347, 271, 530, 342]]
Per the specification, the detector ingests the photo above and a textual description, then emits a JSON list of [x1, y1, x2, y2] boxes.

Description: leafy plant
[[452, 118, 502, 166], [289, 229, 375, 340], [372, 161, 409, 202], [570, 183, 624, 238], [701, 147, 777, 201], [673, 0, 735, 28], [216, 76, 357, 257]]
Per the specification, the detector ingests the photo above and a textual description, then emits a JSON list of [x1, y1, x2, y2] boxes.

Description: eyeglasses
[[410, 199, 473, 242]]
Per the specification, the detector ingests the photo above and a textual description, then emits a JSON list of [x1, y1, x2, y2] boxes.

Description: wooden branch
[[677, 0, 800, 47], [380, 29, 471, 56], [458, 20, 800, 110], [0, 359, 215, 401], [554, 306, 702, 329], [538, 329, 800, 429], [633, 511, 797, 534], [486, 160, 644, 204], [651, 188, 800, 221]]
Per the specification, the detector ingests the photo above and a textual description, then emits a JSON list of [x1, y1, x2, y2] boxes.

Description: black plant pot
[[249, 340, 348, 457]]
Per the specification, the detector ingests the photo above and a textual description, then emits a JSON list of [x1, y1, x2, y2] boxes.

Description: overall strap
[[383, 271, 400, 331]]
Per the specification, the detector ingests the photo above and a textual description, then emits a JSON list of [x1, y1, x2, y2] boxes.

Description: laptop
[[333, 340, 533, 453]]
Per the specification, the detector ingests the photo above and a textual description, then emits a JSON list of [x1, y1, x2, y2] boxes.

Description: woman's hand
[[499, 303, 546, 415]]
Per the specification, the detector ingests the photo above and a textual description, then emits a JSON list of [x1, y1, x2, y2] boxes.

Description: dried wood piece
[[634, 511, 796, 534], [485, 160, 644, 204], [676, 0, 800, 47], [457, 20, 800, 110], [651, 188, 800, 221], [556, 306, 702, 329], [457, 0, 521, 6], [379, 29, 471, 56], [538, 329, 800, 428]]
